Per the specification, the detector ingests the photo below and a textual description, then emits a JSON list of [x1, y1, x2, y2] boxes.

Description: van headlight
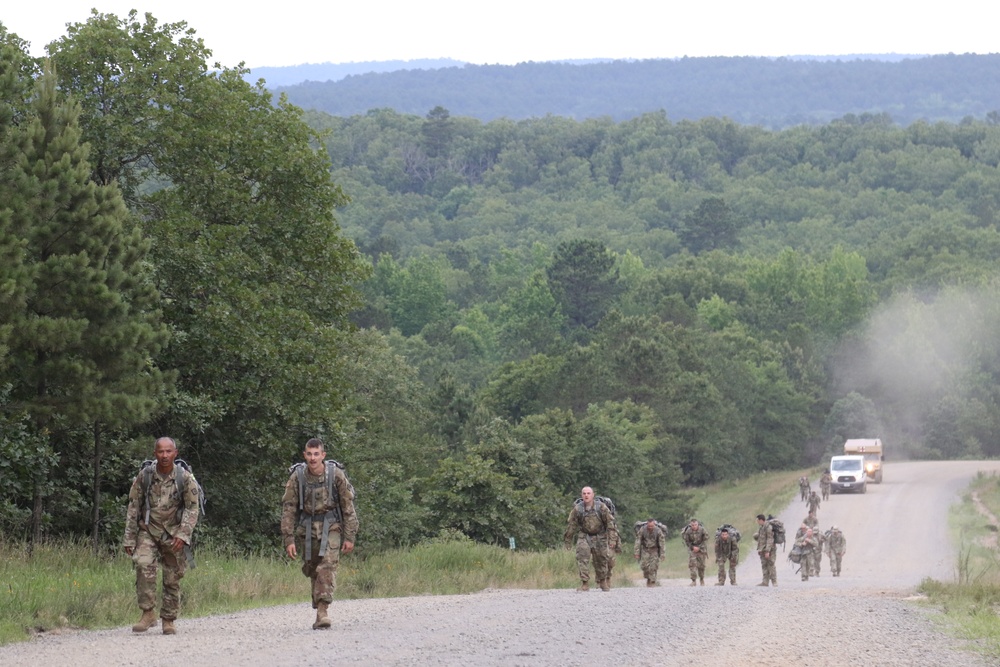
[[865, 463, 874, 472]]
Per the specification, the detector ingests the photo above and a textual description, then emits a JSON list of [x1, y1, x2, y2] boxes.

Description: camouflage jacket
[[634, 526, 666, 557], [280, 464, 359, 547], [682, 524, 709, 552], [564, 500, 619, 545], [803, 514, 819, 528], [714, 535, 739, 561], [820, 472, 832, 488], [826, 529, 847, 554], [123, 464, 200, 548], [755, 522, 775, 554], [795, 533, 819, 553]]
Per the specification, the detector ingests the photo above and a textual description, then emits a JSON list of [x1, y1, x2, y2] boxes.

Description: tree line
[[277, 55, 1000, 127]]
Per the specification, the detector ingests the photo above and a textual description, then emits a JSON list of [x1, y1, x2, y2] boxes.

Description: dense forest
[[2, 13, 1000, 558], [277, 55, 1000, 127]]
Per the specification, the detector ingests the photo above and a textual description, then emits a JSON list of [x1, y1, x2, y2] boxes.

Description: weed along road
[[3, 461, 999, 667]]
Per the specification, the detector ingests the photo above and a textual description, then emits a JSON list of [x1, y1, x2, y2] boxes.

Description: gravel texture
[[2, 460, 998, 667]]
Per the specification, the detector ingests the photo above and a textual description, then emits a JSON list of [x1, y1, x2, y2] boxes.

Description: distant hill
[[246, 59, 467, 88], [270, 54, 1000, 127]]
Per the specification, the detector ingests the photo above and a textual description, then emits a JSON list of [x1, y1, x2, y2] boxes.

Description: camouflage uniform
[[682, 522, 710, 585], [754, 520, 777, 586], [811, 528, 826, 576], [807, 490, 821, 515], [819, 471, 832, 500], [798, 476, 810, 501], [714, 531, 739, 585], [280, 464, 359, 609], [826, 528, 847, 576], [633, 524, 666, 586], [564, 499, 619, 590], [795, 531, 819, 581], [123, 465, 200, 622], [803, 513, 818, 529]]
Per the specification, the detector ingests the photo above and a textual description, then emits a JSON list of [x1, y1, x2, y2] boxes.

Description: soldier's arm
[[123, 475, 143, 552], [279, 475, 299, 548], [563, 509, 578, 548], [176, 472, 200, 545], [335, 468, 359, 549]]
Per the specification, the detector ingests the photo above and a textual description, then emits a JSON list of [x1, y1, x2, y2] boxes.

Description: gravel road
[[3, 460, 999, 667]]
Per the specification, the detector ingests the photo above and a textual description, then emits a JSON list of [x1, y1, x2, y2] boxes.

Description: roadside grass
[[0, 468, 808, 646], [920, 470, 1000, 661]]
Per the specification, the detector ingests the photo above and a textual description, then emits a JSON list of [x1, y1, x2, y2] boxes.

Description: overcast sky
[[3, 1, 997, 70]]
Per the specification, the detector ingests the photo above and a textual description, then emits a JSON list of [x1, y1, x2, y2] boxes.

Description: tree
[[2, 70, 170, 547], [678, 197, 740, 253], [546, 240, 620, 334]]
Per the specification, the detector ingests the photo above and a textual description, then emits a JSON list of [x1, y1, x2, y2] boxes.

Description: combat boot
[[715, 581, 725, 586], [131, 609, 157, 633], [690, 580, 697, 587], [599, 579, 611, 592], [161, 618, 176, 635], [756, 582, 769, 587], [313, 602, 332, 630], [699, 578, 705, 586], [576, 581, 590, 592]]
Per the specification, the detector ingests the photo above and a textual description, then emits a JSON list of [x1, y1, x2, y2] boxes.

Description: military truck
[[843, 438, 883, 483]]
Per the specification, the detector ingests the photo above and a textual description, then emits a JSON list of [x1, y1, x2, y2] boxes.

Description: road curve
[[1, 460, 997, 667]]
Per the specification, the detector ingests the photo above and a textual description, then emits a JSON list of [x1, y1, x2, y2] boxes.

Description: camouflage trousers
[[758, 551, 777, 585], [574, 533, 611, 583], [829, 551, 844, 575], [132, 529, 187, 620], [688, 549, 707, 581], [717, 555, 738, 584], [800, 550, 818, 580], [820, 484, 830, 501], [638, 550, 661, 582], [295, 526, 343, 607]]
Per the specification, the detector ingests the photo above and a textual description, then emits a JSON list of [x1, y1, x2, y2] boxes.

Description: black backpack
[[767, 517, 786, 550]]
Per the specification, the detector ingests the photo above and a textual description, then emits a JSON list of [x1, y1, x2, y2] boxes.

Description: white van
[[829, 455, 867, 494]]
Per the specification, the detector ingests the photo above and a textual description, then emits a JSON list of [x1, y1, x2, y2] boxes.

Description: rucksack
[[715, 523, 741, 542], [138, 459, 205, 567], [289, 459, 356, 560], [767, 518, 786, 550], [787, 543, 803, 564], [634, 520, 669, 538]]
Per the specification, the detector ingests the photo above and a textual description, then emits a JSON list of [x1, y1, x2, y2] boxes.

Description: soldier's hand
[[692, 546, 700, 553], [286, 543, 297, 559], [634, 555, 640, 560], [342, 540, 355, 554], [171, 537, 186, 553], [124, 546, 133, 556]]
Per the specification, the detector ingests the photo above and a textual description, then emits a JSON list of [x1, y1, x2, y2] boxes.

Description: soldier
[[682, 518, 709, 586], [819, 469, 833, 501], [564, 486, 619, 592], [754, 514, 777, 587], [803, 511, 818, 529], [796, 527, 819, 581], [798, 475, 811, 502], [123, 437, 200, 635], [826, 525, 848, 576], [714, 526, 739, 586], [633, 519, 666, 587], [281, 438, 359, 630], [807, 489, 821, 515]]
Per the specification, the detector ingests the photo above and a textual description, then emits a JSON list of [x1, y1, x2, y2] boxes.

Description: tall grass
[[0, 468, 808, 646], [920, 470, 1000, 660]]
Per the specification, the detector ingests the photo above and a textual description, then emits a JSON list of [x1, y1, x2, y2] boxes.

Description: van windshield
[[832, 459, 862, 472]]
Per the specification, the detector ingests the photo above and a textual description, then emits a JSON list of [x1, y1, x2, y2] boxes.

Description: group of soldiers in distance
[[793, 470, 848, 581], [566, 471, 848, 590]]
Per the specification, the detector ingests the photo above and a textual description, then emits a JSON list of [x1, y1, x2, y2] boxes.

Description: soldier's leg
[[132, 531, 160, 613], [159, 541, 187, 621], [697, 552, 706, 584], [312, 530, 342, 606], [717, 560, 726, 584], [767, 554, 778, 585], [688, 551, 698, 584], [575, 536, 593, 584], [648, 557, 659, 585], [591, 537, 611, 582], [730, 556, 738, 584]]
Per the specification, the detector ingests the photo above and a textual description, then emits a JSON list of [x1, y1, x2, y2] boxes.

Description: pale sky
[[3, 2, 997, 70]]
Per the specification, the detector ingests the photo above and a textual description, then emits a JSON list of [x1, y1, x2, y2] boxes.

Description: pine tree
[[4, 68, 171, 546]]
